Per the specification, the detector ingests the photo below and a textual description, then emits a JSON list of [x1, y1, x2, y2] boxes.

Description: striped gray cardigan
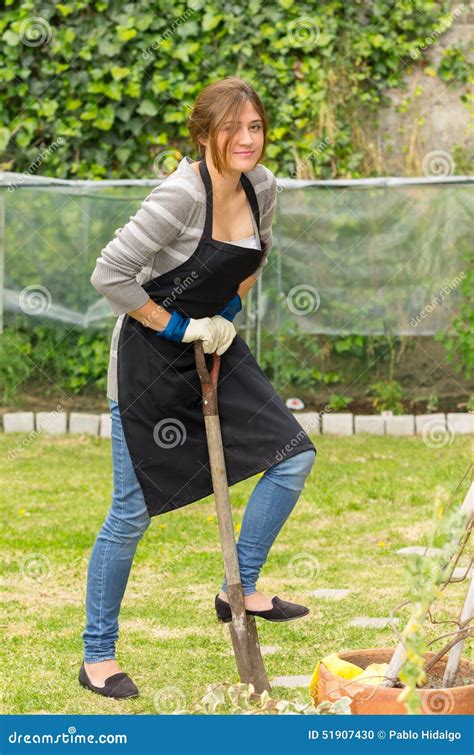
[[90, 155, 277, 401]]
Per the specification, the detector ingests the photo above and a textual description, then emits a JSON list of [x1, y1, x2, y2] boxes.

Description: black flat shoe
[[215, 594, 310, 623], [78, 661, 139, 699]]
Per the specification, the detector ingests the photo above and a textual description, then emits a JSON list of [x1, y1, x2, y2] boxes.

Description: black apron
[[117, 156, 316, 517]]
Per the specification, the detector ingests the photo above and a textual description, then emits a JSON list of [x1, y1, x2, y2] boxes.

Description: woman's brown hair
[[187, 77, 269, 175]]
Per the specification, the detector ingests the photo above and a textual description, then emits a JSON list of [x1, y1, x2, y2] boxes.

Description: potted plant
[[310, 480, 474, 713]]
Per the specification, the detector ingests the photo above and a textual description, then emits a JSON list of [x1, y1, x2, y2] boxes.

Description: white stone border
[[1, 411, 473, 438]]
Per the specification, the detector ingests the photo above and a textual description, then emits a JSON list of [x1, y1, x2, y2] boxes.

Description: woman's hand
[[154, 310, 236, 355], [181, 317, 221, 353], [209, 315, 237, 355], [155, 311, 220, 353]]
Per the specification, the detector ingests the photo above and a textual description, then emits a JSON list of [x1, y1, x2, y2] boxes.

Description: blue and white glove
[[156, 311, 236, 355], [217, 293, 242, 322], [156, 311, 220, 353]]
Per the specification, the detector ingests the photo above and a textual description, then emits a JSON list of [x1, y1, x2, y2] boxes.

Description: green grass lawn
[[1, 430, 472, 714]]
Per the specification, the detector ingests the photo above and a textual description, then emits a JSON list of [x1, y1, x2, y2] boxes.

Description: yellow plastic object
[[353, 662, 390, 685], [309, 652, 363, 703]]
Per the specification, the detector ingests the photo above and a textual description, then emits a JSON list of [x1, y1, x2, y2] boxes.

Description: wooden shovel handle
[[194, 342, 220, 415]]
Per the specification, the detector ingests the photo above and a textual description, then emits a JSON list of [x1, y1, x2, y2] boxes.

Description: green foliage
[[327, 394, 352, 411], [0, 327, 33, 403], [437, 46, 472, 84], [175, 681, 352, 714], [258, 319, 342, 391], [0, 0, 451, 179], [397, 488, 471, 713], [0, 320, 109, 404], [368, 379, 404, 414], [435, 259, 474, 378]]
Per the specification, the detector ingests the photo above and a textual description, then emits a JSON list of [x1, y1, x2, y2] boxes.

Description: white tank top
[[227, 234, 260, 249]]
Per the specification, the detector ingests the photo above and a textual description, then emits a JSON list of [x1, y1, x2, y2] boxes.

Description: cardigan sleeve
[[250, 172, 277, 281], [90, 177, 194, 316]]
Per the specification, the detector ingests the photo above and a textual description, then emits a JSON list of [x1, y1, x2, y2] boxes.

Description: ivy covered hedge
[[0, 0, 455, 179]]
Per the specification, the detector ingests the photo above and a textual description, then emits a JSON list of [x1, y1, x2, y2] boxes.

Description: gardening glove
[[217, 293, 242, 322], [155, 311, 219, 354], [209, 314, 237, 356]]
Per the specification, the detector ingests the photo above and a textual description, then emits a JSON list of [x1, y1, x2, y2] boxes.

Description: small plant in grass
[[368, 379, 404, 414], [328, 394, 353, 411]]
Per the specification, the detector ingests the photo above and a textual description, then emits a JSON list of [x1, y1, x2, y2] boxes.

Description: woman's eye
[[224, 124, 262, 132]]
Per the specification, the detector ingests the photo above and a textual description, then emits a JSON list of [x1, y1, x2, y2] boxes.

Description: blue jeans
[[82, 399, 316, 662]]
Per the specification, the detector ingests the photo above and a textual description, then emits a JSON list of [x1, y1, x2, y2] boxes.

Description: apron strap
[[198, 156, 264, 248]]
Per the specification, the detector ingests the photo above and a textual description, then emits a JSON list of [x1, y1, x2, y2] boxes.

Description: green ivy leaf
[[2, 29, 20, 45], [116, 26, 137, 42], [110, 66, 130, 80], [137, 99, 158, 116], [202, 13, 223, 32]]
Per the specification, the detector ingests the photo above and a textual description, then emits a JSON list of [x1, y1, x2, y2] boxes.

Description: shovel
[[194, 340, 271, 695]]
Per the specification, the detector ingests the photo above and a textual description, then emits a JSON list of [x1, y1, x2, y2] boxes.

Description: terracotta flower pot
[[317, 647, 474, 714]]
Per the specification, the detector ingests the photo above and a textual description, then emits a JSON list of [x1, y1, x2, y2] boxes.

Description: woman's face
[[216, 100, 264, 172]]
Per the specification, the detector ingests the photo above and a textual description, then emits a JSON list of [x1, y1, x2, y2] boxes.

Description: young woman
[[81, 77, 317, 699]]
